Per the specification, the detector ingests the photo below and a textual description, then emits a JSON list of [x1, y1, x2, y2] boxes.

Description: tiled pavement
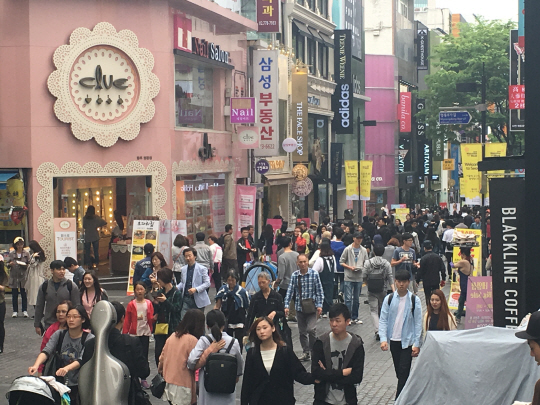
[[0, 282, 452, 404]]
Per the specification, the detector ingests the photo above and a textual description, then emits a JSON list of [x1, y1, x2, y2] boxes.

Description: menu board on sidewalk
[[127, 220, 159, 295], [53, 218, 78, 261]]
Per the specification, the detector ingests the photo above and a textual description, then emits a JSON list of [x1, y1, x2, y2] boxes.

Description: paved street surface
[[0, 282, 452, 404]]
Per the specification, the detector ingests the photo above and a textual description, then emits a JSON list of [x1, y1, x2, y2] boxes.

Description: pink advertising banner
[[230, 98, 256, 123], [266, 218, 282, 262], [209, 185, 226, 234], [464, 276, 494, 329], [158, 220, 172, 266], [235, 185, 257, 239]]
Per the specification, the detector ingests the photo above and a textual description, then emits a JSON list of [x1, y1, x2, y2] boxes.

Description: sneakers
[[322, 313, 328, 318], [338, 292, 345, 303], [12, 312, 17, 318], [23, 311, 29, 318], [140, 380, 150, 389], [352, 319, 363, 325], [299, 352, 311, 362]]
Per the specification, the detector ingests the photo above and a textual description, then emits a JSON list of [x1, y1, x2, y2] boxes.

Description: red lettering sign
[[508, 85, 525, 110]]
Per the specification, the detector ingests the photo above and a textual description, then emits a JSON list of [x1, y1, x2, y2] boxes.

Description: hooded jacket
[[312, 331, 365, 405]]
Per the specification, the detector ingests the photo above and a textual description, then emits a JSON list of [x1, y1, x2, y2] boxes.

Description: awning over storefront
[[293, 21, 313, 38], [264, 173, 295, 186], [319, 32, 334, 48]]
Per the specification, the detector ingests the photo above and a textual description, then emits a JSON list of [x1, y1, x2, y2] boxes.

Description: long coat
[[8, 250, 31, 289]]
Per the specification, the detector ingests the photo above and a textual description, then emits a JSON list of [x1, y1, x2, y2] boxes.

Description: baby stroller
[[6, 376, 62, 405]]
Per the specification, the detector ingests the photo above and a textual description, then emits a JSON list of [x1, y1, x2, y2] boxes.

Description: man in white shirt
[[208, 235, 223, 294], [442, 220, 455, 278]]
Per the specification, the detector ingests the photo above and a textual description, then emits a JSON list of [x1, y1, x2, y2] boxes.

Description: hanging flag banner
[[253, 50, 279, 156], [127, 220, 160, 296], [291, 68, 309, 162], [460, 144, 482, 205], [359, 160, 373, 200], [330, 143, 344, 184], [54, 218, 77, 261], [484, 142, 507, 205], [235, 185, 257, 239], [345, 161, 359, 201]]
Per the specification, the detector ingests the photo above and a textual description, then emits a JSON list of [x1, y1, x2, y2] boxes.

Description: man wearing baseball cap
[[515, 311, 540, 405]]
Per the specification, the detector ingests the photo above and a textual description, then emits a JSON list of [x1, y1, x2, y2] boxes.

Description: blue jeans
[[84, 240, 100, 266], [344, 281, 362, 320]]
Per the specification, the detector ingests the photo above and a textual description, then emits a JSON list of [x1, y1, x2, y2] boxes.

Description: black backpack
[[217, 234, 226, 248], [387, 292, 417, 317], [42, 279, 73, 296], [366, 259, 386, 293], [203, 336, 238, 394]]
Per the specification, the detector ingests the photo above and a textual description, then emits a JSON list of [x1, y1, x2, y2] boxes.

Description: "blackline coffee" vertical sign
[[333, 29, 352, 134]]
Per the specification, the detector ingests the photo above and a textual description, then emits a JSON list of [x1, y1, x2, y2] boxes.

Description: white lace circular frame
[[48, 22, 160, 147]]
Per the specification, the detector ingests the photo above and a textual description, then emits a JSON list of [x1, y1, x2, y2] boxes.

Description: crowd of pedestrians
[[0, 203, 488, 404]]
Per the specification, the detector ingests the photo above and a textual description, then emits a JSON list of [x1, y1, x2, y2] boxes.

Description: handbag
[[154, 290, 176, 335], [298, 273, 316, 315], [150, 373, 166, 399]]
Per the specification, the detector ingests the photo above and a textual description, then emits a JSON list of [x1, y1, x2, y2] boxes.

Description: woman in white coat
[[26, 240, 47, 308], [187, 309, 244, 405]]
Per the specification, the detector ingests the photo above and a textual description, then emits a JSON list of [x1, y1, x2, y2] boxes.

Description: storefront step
[[99, 276, 128, 291]]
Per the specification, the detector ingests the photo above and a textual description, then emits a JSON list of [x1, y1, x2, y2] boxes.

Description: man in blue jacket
[[133, 243, 154, 286], [379, 269, 422, 399]]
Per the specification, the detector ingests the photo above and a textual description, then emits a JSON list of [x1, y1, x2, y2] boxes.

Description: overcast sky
[[436, 0, 519, 22]]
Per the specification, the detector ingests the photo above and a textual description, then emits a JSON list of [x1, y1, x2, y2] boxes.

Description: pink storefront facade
[[0, 0, 255, 264], [364, 54, 398, 211]]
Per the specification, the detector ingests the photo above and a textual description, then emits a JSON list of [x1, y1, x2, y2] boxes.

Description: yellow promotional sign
[[344, 161, 359, 200], [485, 143, 507, 202], [443, 159, 455, 170], [395, 208, 408, 223], [460, 144, 482, 203], [359, 160, 373, 200]]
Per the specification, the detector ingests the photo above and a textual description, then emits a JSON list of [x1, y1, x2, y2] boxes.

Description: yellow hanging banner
[[460, 144, 482, 204], [345, 161, 359, 200], [359, 160, 373, 201]]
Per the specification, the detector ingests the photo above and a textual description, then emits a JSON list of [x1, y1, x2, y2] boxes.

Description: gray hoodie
[[339, 244, 369, 282]]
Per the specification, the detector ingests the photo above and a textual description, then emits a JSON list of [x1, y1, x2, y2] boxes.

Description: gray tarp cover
[[395, 326, 540, 405]]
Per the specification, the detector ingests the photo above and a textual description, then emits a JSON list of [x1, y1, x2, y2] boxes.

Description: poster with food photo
[[126, 220, 160, 296]]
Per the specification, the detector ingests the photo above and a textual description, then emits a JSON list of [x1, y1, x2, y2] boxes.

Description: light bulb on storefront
[[72, 200, 75, 203], [96, 197, 99, 201], [109, 214, 113, 217], [109, 190, 112, 194], [85, 192, 88, 196], [72, 194, 75, 197], [109, 197, 112, 200], [109, 208, 112, 211], [96, 191, 100, 195], [72, 206, 75, 210]]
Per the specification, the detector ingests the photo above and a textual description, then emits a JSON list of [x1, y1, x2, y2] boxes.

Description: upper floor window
[[399, 0, 408, 18]]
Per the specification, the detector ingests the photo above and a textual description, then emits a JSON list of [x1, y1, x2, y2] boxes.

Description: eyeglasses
[[56, 310, 68, 314], [66, 315, 81, 320]]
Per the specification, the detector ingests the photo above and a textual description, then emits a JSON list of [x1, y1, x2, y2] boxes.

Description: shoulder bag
[[298, 274, 316, 314], [154, 290, 177, 335]]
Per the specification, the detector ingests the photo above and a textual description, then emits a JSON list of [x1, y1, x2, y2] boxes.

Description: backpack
[[387, 292, 416, 317], [365, 259, 386, 293], [43, 329, 89, 384], [202, 336, 238, 394], [307, 233, 317, 254], [217, 234, 226, 248], [42, 279, 73, 296]]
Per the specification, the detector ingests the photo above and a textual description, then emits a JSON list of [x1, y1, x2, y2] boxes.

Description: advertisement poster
[[170, 220, 188, 252], [395, 208, 409, 224], [53, 218, 77, 261], [159, 220, 172, 267], [464, 276, 494, 329], [448, 276, 461, 311], [484, 143, 507, 205], [127, 220, 159, 296], [209, 184, 226, 235], [345, 161, 359, 200], [460, 144, 482, 204], [0, 177, 26, 231], [235, 185, 256, 239], [266, 218, 282, 262], [452, 229, 482, 277], [359, 160, 373, 200]]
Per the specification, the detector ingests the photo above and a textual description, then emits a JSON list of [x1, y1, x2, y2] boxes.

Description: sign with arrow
[[439, 111, 472, 125], [417, 29, 429, 70]]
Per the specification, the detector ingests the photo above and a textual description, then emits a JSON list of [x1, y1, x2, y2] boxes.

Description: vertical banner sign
[[510, 29, 525, 131], [235, 185, 257, 239], [450, 143, 460, 192], [343, 0, 362, 60], [54, 218, 77, 261], [416, 98, 425, 137], [417, 28, 429, 70], [257, 0, 280, 33], [359, 160, 373, 200], [398, 137, 411, 173], [291, 68, 308, 162], [345, 161, 359, 200], [460, 144, 482, 205], [333, 30, 353, 134], [158, 220, 172, 267], [421, 140, 432, 177], [490, 177, 526, 328], [433, 138, 444, 161], [464, 276, 494, 330], [127, 220, 160, 296], [253, 50, 279, 156], [518, 0, 525, 48], [484, 143, 507, 205], [330, 143, 344, 184], [399, 92, 412, 132]]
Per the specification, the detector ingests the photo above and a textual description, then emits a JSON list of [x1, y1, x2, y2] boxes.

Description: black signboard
[[344, 0, 362, 60], [398, 137, 411, 173], [333, 30, 353, 134], [417, 28, 429, 70], [330, 143, 344, 184], [491, 177, 526, 328], [510, 29, 525, 131]]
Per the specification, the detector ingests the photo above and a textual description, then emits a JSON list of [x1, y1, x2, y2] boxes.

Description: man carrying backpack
[[34, 260, 80, 336], [415, 240, 446, 306], [363, 245, 395, 341], [379, 270, 422, 400], [221, 224, 238, 275]]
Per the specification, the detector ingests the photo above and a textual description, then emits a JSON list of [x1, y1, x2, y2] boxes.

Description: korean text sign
[[253, 50, 279, 156], [257, 0, 280, 32]]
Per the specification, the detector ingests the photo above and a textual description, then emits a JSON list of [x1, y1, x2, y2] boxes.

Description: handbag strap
[[297, 272, 302, 300]]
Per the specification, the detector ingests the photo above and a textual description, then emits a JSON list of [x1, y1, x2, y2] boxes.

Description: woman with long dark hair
[[172, 234, 189, 273], [82, 205, 107, 268], [0, 256, 8, 352], [79, 271, 108, 317], [451, 247, 473, 323], [187, 309, 244, 405], [424, 290, 457, 334], [311, 239, 335, 317], [38, 301, 74, 372], [274, 222, 289, 250], [315, 224, 328, 245], [26, 240, 47, 308], [241, 317, 313, 405], [28, 305, 94, 405], [159, 309, 206, 405], [258, 224, 274, 256], [142, 251, 168, 291], [8, 236, 31, 318]]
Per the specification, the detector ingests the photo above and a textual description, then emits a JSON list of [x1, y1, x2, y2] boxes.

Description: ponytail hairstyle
[[206, 309, 226, 342]]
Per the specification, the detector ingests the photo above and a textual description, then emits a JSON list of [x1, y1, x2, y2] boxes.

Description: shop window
[[176, 174, 226, 245], [307, 38, 316, 75], [175, 61, 214, 129], [318, 42, 328, 79], [399, 0, 408, 18], [293, 25, 305, 64]]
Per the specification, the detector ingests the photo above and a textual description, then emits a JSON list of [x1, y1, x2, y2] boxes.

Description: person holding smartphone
[[391, 233, 420, 293]]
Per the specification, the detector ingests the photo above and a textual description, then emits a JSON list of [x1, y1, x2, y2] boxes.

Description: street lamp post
[[356, 109, 376, 220]]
